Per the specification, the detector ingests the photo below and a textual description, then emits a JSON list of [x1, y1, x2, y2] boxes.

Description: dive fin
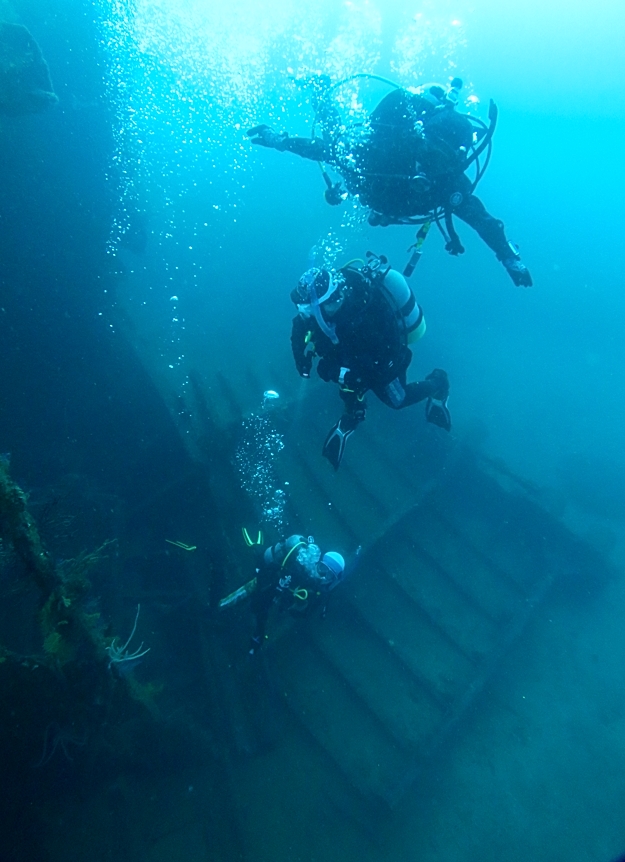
[[425, 396, 451, 432], [322, 414, 358, 470]]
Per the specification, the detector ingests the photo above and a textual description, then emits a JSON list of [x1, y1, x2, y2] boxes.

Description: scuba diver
[[219, 533, 346, 655], [291, 254, 451, 470], [248, 76, 532, 288]]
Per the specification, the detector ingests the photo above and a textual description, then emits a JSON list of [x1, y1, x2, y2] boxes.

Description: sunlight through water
[[98, 0, 468, 247]]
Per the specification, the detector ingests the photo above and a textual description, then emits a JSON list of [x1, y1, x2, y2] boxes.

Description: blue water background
[[83, 0, 625, 505], [2, 1, 625, 860]]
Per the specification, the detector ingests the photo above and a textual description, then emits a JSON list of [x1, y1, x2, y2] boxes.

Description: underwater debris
[[105, 604, 150, 670], [33, 721, 87, 768], [0, 456, 56, 595], [57, 539, 116, 591], [0, 459, 150, 698], [38, 541, 113, 668], [165, 539, 197, 551]]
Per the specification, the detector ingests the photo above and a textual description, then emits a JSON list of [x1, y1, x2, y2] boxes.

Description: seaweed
[[0, 460, 136, 693], [0, 457, 56, 595]]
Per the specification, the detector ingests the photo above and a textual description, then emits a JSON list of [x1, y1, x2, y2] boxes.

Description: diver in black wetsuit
[[248, 78, 532, 288], [249, 536, 346, 654], [290, 257, 451, 469], [218, 534, 346, 655]]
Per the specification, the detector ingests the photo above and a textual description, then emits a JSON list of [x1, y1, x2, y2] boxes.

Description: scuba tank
[[361, 253, 426, 344], [263, 534, 308, 568], [382, 269, 426, 344]]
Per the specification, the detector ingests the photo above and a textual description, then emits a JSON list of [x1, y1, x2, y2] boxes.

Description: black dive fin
[[425, 396, 451, 432], [322, 415, 357, 470]]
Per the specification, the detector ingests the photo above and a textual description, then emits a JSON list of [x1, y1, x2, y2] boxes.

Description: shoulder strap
[[281, 540, 306, 569], [278, 535, 307, 569]]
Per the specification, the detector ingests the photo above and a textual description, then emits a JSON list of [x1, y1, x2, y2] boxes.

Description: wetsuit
[[250, 536, 328, 649], [260, 89, 516, 267], [291, 266, 441, 419]]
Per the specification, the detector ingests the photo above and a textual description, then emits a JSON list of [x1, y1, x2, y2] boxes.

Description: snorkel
[[297, 269, 340, 344]]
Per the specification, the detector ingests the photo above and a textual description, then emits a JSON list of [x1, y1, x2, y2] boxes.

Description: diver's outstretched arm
[[248, 124, 330, 162], [282, 135, 330, 161]]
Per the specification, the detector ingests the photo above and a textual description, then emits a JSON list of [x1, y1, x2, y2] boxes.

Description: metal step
[[310, 606, 444, 752], [227, 370, 615, 822], [345, 568, 477, 705], [276, 440, 355, 546], [427, 462, 558, 589], [281, 394, 435, 524], [405, 506, 523, 623], [282, 440, 388, 543], [271, 635, 408, 807], [367, 538, 499, 664]]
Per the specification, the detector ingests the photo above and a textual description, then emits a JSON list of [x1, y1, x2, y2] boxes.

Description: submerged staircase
[[257, 381, 613, 814], [199, 368, 612, 824]]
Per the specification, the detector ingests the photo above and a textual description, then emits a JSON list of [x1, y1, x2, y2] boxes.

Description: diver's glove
[[500, 242, 533, 287], [296, 354, 313, 378], [424, 369, 451, 432], [324, 181, 346, 206], [247, 124, 289, 151], [445, 235, 465, 256]]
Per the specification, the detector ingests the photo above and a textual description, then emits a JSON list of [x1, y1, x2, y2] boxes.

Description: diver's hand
[[445, 235, 465, 256], [296, 354, 312, 378], [502, 256, 533, 287], [247, 124, 288, 151]]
